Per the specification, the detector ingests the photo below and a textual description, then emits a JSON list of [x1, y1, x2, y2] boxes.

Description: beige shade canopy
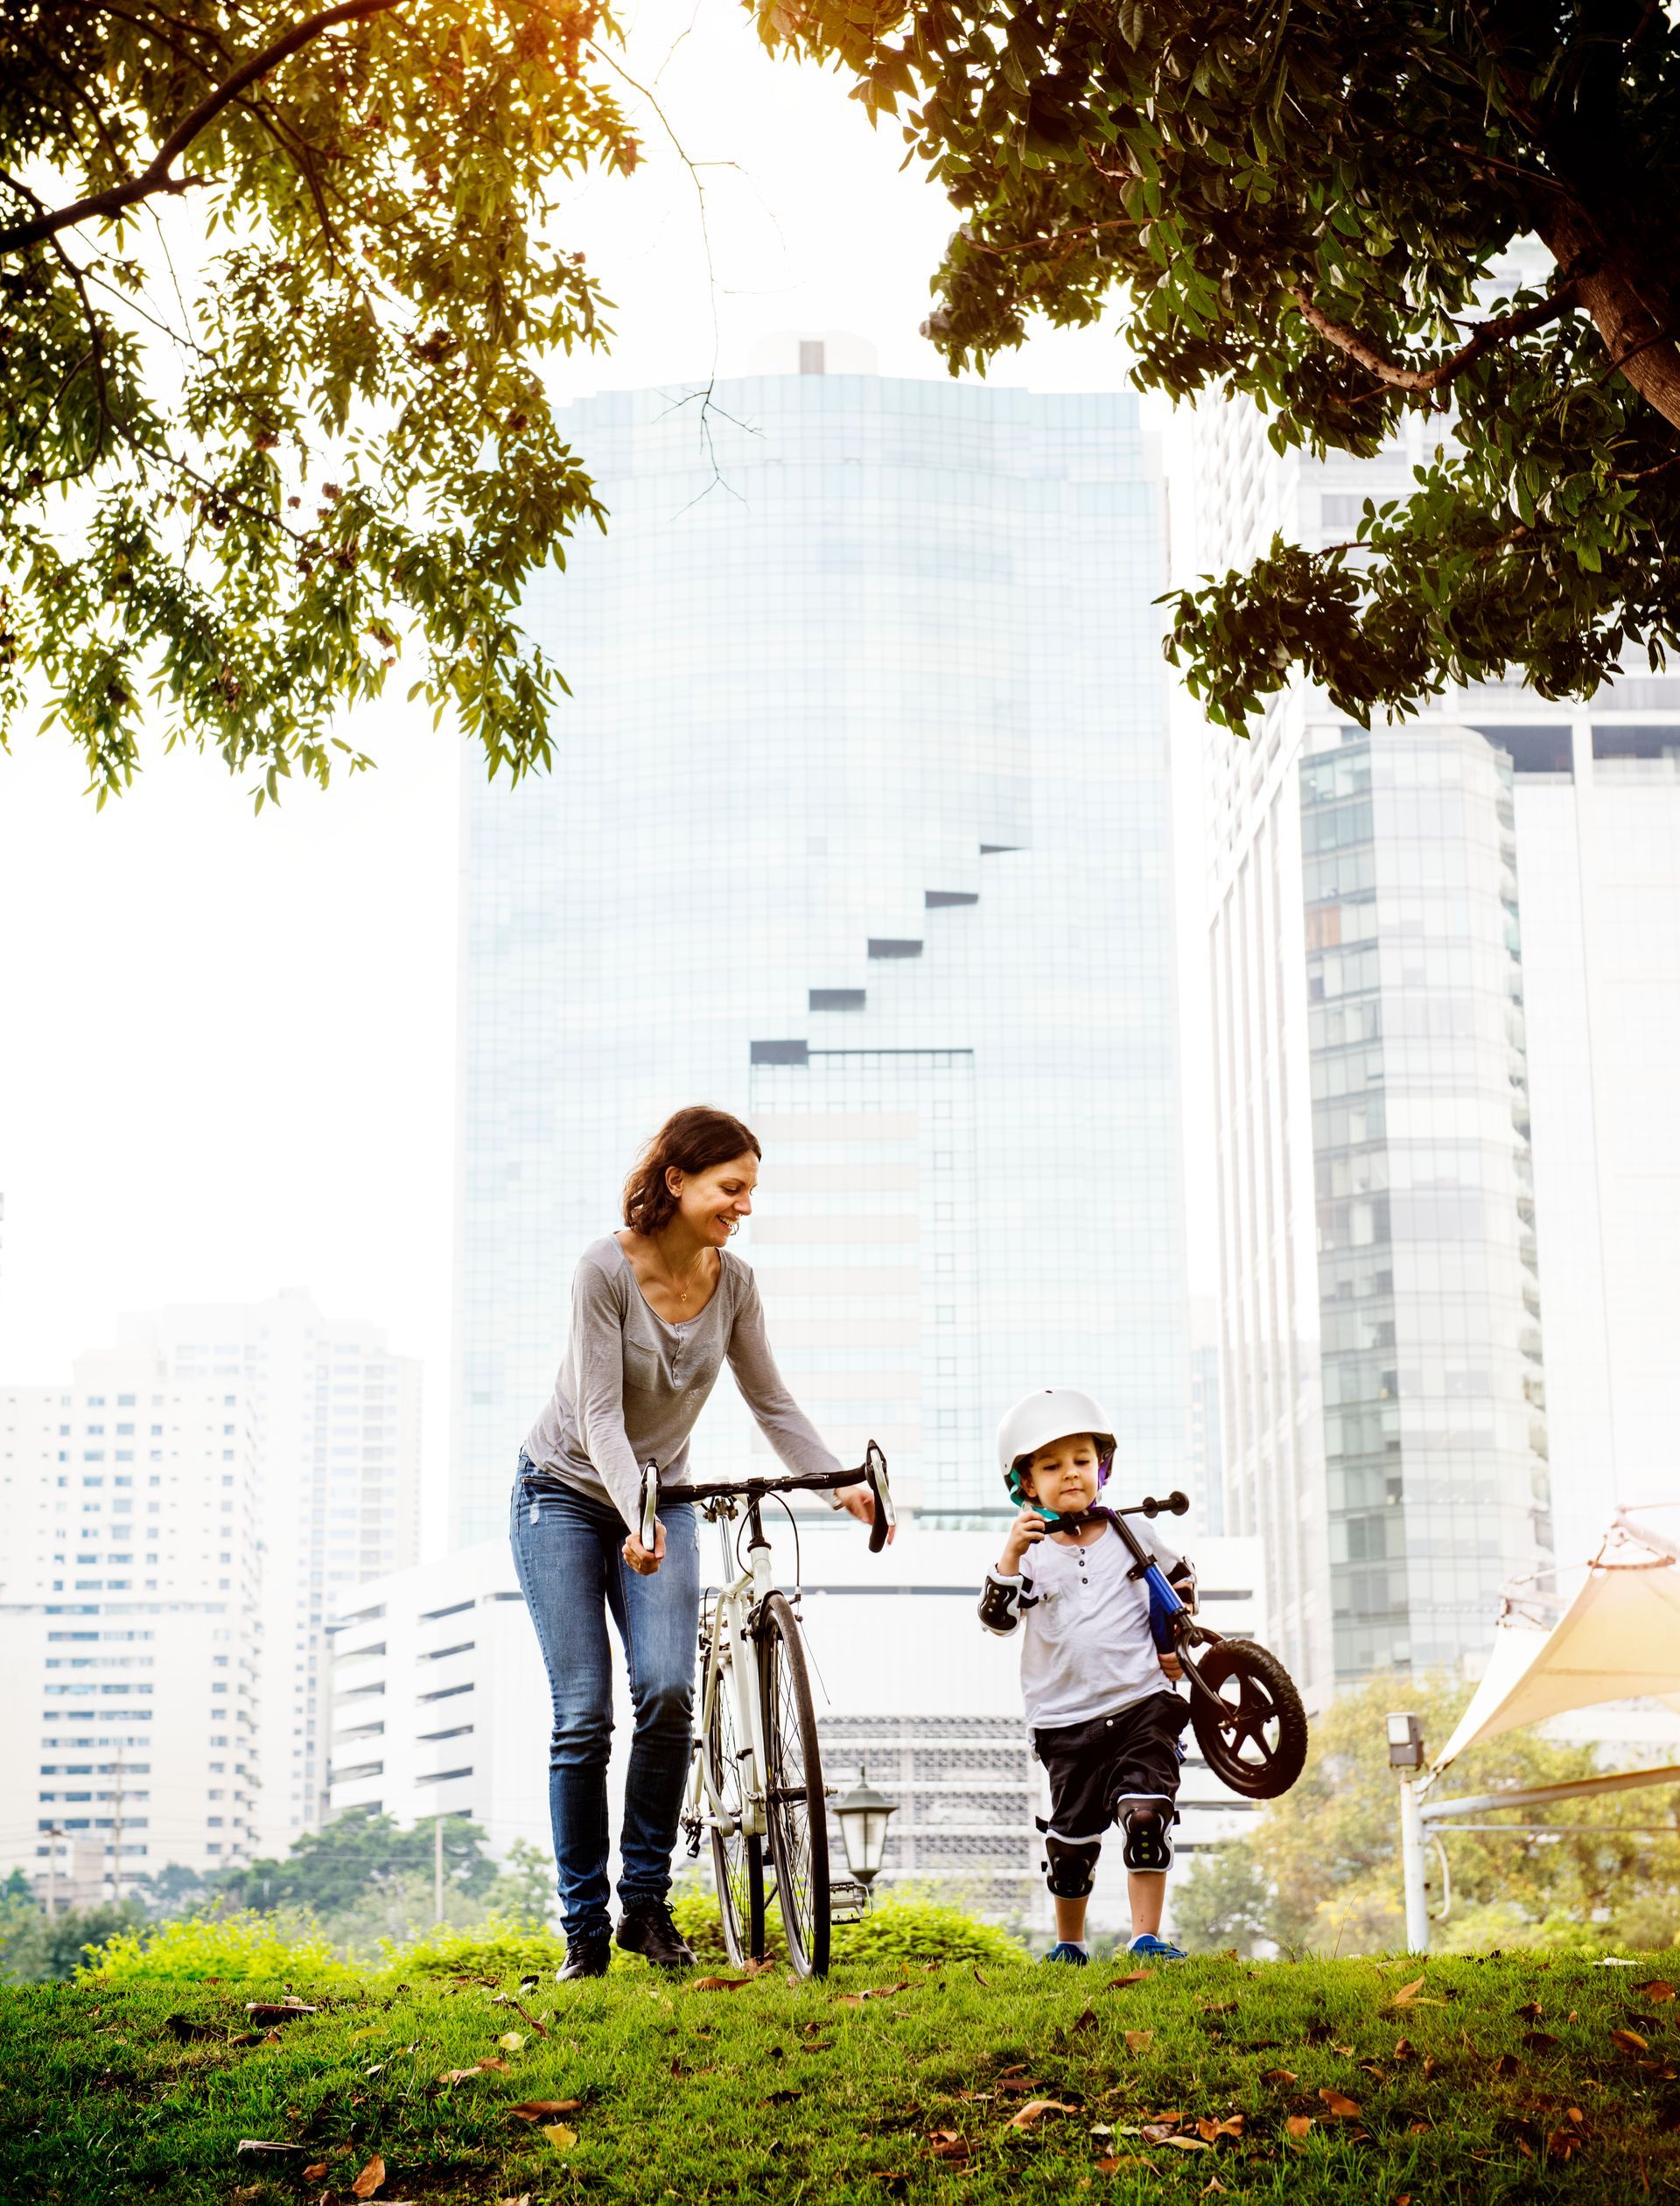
[[1424, 1516, 1680, 1790]]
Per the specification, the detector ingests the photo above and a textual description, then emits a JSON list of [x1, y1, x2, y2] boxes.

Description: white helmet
[[997, 1388, 1117, 1506]]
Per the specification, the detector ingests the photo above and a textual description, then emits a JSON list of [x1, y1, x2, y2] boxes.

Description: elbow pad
[[978, 1575, 1023, 1635]]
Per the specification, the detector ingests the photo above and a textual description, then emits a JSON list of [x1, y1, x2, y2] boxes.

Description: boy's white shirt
[[987, 1520, 1186, 1731]]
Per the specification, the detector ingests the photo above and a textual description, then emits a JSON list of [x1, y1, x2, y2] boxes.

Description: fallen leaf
[[1140, 2124, 1178, 2146], [1096, 2158, 1160, 2176], [497, 2197, 531, 2206], [1494, 2052, 1521, 2077], [303, 2167, 327, 2184], [1163, 2136, 1212, 2152], [1204, 2180, 1229, 2195], [1639, 1979, 1676, 2004], [477, 2056, 512, 2074], [495, 2031, 526, 2051], [925, 2132, 971, 2162], [1198, 2115, 1243, 2140], [761, 2089, 802, 2107], [1007, 2099, 1078, 2129], [1285, 2115, 1313, 2139], [439, 2069, 484, 2086], [1390, 1975, 1426, 2007], [1391, 2037, 1416, 2061], [863, 1981, 911, 1999], [693, 1976, 756, 1992], [164, 2013, 221, 2043], [352, 2155, 386, 2199], [542, 2124, 578, 2150], [1200, 1999, 1236, 2014], [1516, 2000, 1544, 2020], [1394, 2195, 1412, 2205], [973, 1967, 990, 1987], [1124, 2030, 1153, 2053], [243, 2001, 319, 2023], [1070, 2006, 1098, 2035], [509, 2099, 583, 2120], [1333, 2044, 1355, 2058], [835, 1994, 867, 2007], [518, 1975, 540, 1992], [1613, 2026, 1651, 2052], [1523, 2029, 1561, 2053], [235, 2141, 304, 2155], [1259, 2068, 1298, 2086], [1106, 1971, 1149, 1990], [1319, 2089, 1362, 2118]]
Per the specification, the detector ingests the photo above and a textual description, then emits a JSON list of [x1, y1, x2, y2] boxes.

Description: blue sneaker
[[1042, 1941, 1089, 1965], [1127, 1933, 1186, 1962]]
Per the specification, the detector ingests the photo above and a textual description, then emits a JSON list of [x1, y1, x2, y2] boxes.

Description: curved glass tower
[[450, 359, 1186, 1547]]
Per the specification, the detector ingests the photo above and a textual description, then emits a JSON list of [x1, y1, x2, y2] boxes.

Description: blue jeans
[[509, 1458, 699, 1942]]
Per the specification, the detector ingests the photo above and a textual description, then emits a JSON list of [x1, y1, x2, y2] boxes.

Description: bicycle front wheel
[[705, 1635, 765, 1965], [757, 1590, 830, 1978]]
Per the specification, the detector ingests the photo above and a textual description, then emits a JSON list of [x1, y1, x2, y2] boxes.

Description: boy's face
[[1020, 1432, 1102, 1516]]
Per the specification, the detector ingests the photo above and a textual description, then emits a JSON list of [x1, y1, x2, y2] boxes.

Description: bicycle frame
[[684, 1498, 779, 1848]]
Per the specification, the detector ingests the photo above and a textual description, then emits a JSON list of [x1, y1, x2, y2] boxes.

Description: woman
[[511, 1103, 878, 1978]]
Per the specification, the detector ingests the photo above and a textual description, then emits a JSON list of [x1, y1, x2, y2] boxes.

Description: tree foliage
[[1172, 1673, 1680, 1956], [214, 1809, 497, 1915], [760, 1, 1680, 731], [3, 0, 637, 800]]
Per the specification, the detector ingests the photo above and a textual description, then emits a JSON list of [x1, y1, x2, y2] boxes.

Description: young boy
[[979, 1388, 1195, 1964]]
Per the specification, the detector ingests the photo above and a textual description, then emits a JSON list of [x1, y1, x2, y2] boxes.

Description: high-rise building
[[109, 1292, 422, 1851], [451, 348, 1186, 1546], [0, 1349, 262, 1890], [1184, 389, 1680, 1699]]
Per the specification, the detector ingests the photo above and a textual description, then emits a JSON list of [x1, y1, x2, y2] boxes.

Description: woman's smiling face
[[667, 1151, 759, 1245]]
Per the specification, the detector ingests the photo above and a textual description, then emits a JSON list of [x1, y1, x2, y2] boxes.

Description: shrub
[[380, 1917, 567, 1982], [78, 1909, 361, 1986], [831, 1894, 1026, 1968]]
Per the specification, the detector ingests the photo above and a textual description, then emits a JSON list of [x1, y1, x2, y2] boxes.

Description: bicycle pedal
[[829, 1879, 870, 1924]]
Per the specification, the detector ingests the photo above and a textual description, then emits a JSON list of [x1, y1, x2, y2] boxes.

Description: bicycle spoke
[[758, 1592, 830, 1978]]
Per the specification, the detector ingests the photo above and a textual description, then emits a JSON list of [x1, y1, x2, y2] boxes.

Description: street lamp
[[835, 1767, 897, 1887], [1386, 1712, 1424, 1770]]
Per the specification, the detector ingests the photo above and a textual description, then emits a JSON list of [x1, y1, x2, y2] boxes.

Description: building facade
[[108, 1291, 422, 1851], [451, 354, 1186, 1547], [1185, 388, 1680, 1698], [0, 1348, 262, 1890], [326, 1523, 1263, 1934]]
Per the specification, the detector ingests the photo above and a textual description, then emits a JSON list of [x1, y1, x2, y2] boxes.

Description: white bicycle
[[636, 1440, 894, 1978]]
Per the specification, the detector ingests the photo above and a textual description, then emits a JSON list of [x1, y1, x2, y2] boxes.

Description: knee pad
[[1117, 1796, 1176, 1873], [1042, 1833, 1101, 1898]]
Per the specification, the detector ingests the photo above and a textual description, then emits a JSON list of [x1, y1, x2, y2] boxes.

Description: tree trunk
[[1538, 202, 1680, 432]]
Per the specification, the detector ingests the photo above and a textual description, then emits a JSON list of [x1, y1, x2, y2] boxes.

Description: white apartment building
[[327, 1519, 1264, 1935], [109, 1291, 422, 1851], [0, 1348, 262, 1891]]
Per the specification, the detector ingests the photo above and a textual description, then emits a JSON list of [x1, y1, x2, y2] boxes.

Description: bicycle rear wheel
[[757, 1591, 830, 1978], [704, 1635, 764, 1965]]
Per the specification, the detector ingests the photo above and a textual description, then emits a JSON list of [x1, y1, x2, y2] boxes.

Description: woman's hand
[[998, 1503, 1047, 1576], [622, 1520, 667, 1576], [836, 1482, 895, 1544]]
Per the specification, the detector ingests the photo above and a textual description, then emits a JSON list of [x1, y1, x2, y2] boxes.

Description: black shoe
[[615, 1899, 696, 1971], [556, 1932, 612, 1980]]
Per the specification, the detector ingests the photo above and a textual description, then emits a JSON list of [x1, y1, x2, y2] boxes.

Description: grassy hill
[[2, 1950, 1677, 2202]]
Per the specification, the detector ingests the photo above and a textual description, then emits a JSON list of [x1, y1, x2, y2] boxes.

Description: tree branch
[[1290, 282, 1582, 394], [0, 0, 402, 255]]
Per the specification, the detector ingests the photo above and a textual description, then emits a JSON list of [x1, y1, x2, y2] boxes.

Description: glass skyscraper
[[1186, 350, 1680, 1697], [450, 352, 1186, 1548]]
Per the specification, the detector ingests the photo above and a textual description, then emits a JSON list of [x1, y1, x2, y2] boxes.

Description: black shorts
[[1032, 1691, 1188, 1844]]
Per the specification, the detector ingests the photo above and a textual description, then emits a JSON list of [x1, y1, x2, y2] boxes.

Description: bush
[[78, 1909, 362, 1986], [381, 1917, 567, 1981], [0, 1899, 147, 1985], [832, 1894, 1026, 1968]]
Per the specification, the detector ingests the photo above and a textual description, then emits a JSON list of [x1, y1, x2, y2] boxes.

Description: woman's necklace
[[654, 1249, 709, 1306]]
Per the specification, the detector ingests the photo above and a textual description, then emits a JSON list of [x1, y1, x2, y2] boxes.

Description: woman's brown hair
[[622, 1106, 762, 1238]]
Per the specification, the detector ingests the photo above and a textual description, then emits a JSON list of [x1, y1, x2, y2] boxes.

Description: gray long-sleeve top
[[522, 1235, 846, 1529]]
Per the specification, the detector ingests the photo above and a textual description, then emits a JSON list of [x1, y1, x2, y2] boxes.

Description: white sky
[[0, 0, 1216, 1538]]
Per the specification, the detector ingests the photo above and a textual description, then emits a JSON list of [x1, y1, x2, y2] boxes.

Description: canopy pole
[[1399, 1777, 1430, 1954], [1421, 1761, 1680, 1823]]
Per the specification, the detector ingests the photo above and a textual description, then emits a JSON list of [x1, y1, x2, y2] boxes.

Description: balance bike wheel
[[1188, 1638, 1309, 1799]]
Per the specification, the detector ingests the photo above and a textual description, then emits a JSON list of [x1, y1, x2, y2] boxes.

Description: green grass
[[2, 1951, 1677, 2202]]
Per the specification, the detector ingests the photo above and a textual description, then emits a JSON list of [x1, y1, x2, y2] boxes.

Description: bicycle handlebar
[[637, 1440, 895, 1553], [1121, 1489, 1190, 1519]]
